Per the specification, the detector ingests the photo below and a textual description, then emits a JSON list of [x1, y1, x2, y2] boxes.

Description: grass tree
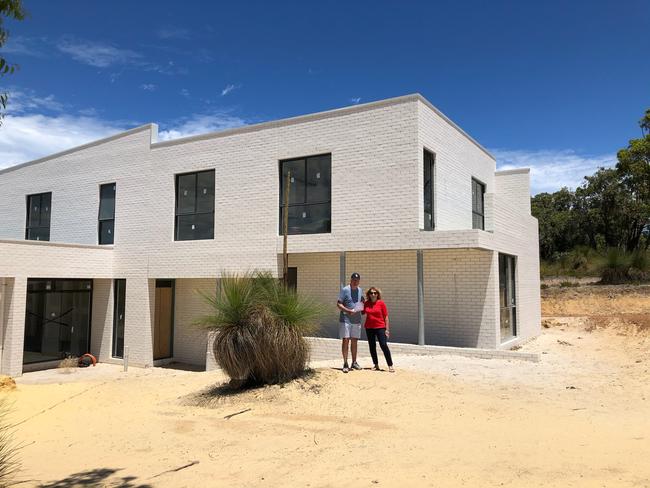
[[196, 271, 324, 388]]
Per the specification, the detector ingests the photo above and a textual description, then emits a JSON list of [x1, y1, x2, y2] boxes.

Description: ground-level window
[[424, 149, 435, 230], [175, 170, 215, 241], [499, 254, 517, 342], [471, 178, 485, 230], [25, 192, 52, 241], [279, 154, 331, 235], [23, 279, 92, 364], [99, 183, 116, 245], [112, 279, 126, 358]]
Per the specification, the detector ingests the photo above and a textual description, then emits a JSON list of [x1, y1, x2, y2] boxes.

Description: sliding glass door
[[23, 279, 93, 364], [499, 254, 517, 342]]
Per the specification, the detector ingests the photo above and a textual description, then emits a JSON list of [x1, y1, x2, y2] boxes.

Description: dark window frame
[[98, 183, 116, 245], [471, 178, 486, 230], [174, 169, 215, 241], [25, 192, 52, 241], [112, 279, 126, 358], [423, 149, 435, 231], [278, 153, 332, 235]]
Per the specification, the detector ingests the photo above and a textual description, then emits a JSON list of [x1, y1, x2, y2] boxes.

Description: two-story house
[[0, 94, 541, 376]]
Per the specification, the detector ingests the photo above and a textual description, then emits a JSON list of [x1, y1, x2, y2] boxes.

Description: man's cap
[[351, 272, 361, 280]]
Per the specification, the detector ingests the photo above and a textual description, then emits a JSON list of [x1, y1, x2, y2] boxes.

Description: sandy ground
[[3, 286, 650, 488]]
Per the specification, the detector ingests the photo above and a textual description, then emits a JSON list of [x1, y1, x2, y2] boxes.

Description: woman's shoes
[[372, 365, 381, 371], [388, 366, 395, 373]]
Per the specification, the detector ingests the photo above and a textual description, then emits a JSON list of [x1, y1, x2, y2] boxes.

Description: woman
[[363, 287, 394, 372]]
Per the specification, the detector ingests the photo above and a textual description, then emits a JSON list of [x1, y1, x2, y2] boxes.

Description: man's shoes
[[351, 362, 362, 371], [342, 363, 349, 373]]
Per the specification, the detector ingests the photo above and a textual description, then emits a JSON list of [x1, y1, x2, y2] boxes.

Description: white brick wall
[[0, 94, 541, 373], [90, 279, 114, 362], [173, 278, 215, 367]]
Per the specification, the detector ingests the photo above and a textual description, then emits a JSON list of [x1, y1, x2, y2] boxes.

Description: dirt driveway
[[4, 285, 650, 487]]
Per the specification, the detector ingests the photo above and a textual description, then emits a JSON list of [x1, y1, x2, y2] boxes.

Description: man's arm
[[337, 301, 355, 314]]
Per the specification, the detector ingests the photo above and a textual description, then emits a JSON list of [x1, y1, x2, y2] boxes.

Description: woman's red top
[[363, 299, 388, 329]]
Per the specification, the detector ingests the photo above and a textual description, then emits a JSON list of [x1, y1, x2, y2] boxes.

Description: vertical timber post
[[282, 170, 291, 284], [417, 249, 425, 345]]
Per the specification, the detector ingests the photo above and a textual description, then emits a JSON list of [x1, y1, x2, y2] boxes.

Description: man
[[337, 272, 364, 373]]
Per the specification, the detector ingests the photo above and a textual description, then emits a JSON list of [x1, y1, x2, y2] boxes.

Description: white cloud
[[140, 83, 157, 91], [221, 84, 239, 96], [0, 113, 127, 170], [5, 89, 65, 113], [491, 148, 617, 195], [1, 35, 46, 57], [180, 88, 190, 98], [57, 38, 142, 68], [350, 97, 361, 104], [158, 112, 247, 141]]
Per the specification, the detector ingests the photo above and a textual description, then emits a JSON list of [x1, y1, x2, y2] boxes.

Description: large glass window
[[472, 178, 485, 230], [112, 279, 126, 358], [279, 154, 331, 235], [98, 183, 116, 245], [25, 192, 52, 241], [175, 170, 215, 241], [423, 150, 435, 230], [499, 254, 517, 342], [23, 279, 92, 364]]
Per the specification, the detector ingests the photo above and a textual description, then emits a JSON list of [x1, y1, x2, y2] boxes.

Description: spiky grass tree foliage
[[197, 272, 323, 387], [0, 399, 18, 486]]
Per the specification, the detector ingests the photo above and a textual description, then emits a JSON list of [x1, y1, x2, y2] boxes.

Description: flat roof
[[0, 93, 495, 176]]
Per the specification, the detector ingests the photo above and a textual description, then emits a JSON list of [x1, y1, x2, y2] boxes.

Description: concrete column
[[1, 277, 27, 377], [339, 252, 346, 290], [417, 250, 425, 346]]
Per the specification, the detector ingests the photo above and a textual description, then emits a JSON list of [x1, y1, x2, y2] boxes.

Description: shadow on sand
[[34, 467, 152, 488]]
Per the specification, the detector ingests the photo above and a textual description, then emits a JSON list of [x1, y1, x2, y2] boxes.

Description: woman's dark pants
[[366, 328, 393, 367]]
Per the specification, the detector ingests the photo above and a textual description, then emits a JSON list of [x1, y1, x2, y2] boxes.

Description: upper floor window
[[472, 178, 485, 230], [279, 154, 331, 235], [423, 149, 435, 230], [25, 192, 51, 241], [98, 183, 116, 245], [175, 170, 215, 241]]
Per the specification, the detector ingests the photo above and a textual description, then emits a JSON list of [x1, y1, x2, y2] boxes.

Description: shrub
[[600, 248, 630, 284], [196, 271, 324, 388], [630, 250, 649, 272]]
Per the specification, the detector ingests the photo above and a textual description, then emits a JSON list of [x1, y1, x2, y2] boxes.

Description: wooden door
[[154, 280, 174, 360]]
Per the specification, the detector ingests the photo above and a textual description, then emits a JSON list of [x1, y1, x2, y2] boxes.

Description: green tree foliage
[[532, 108, 650, 258], [0, 0, 27, 125]]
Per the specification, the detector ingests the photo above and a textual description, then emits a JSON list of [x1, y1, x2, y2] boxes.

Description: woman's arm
[[382, 301, 390, 336]]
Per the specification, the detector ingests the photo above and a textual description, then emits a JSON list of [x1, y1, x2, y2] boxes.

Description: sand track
[[3, 285, 650, 488]]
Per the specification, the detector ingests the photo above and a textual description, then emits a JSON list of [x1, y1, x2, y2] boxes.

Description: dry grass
[[57, 357, 78, 374]]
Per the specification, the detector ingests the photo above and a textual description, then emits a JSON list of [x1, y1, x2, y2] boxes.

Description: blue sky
[[1, 0, 648, 193]]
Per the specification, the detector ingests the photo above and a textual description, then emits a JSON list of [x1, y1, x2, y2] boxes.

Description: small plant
[[57, 356, 78, 373], [196, 271, 324, 388], [0, 399, 19, 486], [559, 281, 579, 288]]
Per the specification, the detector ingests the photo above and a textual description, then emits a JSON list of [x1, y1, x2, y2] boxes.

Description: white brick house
[[0, 94, 540, 376]]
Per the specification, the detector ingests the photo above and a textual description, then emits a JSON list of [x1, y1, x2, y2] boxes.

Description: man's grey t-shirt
[[338, 285, 363, 324]]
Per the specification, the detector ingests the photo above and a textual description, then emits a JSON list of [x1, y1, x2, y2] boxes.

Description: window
[[98, 183, 116, 245], [279, 154, 331, 235], [499, 254, 517, 341], [471, 178, 485, 230], [25, 192, 52, 241], [423, 150, 435, 230], [175, 170, 215, 241], [112, 279, 126, 358]]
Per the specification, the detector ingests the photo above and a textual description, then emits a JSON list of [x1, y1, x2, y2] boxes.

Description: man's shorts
[[339, 322, 362, 339]]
